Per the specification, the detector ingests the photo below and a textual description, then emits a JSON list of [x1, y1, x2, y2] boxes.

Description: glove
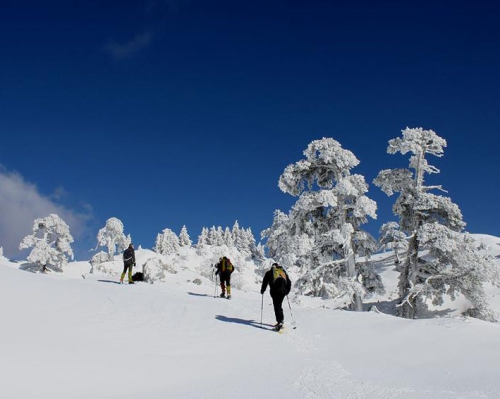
[[133, 263, 136, 267]]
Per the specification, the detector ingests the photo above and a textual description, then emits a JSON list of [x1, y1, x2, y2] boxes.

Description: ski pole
[[286, 295, 297, 328], [212, 266, 217, 298]]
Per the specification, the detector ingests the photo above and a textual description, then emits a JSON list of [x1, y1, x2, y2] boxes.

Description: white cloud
[[0, 169, 92, 259], [104, 32, 153, 59]]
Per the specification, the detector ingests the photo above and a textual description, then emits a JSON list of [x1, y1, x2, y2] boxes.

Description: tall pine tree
[[273, 137, 379, 310], [374, 127, 499, 321]]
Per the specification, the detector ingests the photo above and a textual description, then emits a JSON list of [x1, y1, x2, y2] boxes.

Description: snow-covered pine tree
[[261, 209, 297, 269], [154, 228, 180, 255], [379, 222, 408, 266], [197, 227, 209, 248], [244, 227, 259, 259], [96, 217, 129, 261], [232, 221, 245, 251], [374, 127, 499, 321], [276, 137, 379, 310], [207, 226, 219, 246], [223, 227, 234, 247], [19, 214, 74, 272], [179, 225, 192, 247], [216, 227, 225, 246], [418, 224, 499, 321], [254, 242, 266, 263]]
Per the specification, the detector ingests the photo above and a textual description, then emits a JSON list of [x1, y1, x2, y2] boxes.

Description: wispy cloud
[[104, 32, 153, 59], [0, 168, 92, 259]]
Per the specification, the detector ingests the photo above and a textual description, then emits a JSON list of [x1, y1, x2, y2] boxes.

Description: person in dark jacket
[[215, 256, 234, 299], [261, 263, 291, 331], [120, 243, 136, 284]]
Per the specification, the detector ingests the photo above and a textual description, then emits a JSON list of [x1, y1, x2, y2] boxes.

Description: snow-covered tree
[[179, 225, 192, 247], [197, 227, 209, 248], [216, 227, 225, 246], [418, 224, 499, 321], [143, 257, 178, 283], [274, 137, 379, 310], [379, 222, 408, 266], [154, 228, 180, 255], [254, 242, 266, 263], [262, 210, 297, 268], [374, 127, 499, 321], [96, 217, 129, 261], [89, 251, 113, 274], [232, 221, 246, 250], [19, 214, 74, 272], [204, 226, 226, 247], [223, 227, 234, 247], [244, 228, 258, 257]]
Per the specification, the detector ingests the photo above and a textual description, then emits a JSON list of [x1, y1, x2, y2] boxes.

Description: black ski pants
[[271, 293, 286, 324]]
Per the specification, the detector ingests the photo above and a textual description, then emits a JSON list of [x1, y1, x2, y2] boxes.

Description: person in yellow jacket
[[215, 256, 234, 299]]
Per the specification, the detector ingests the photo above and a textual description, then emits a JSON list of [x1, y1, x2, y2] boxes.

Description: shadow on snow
[[187, 292, 212, 298], [215, 315, 274, 330]]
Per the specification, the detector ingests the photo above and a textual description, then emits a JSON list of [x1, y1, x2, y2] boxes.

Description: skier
[[215, 256, 234, 299], [120, 243, 136, 284], [261, 263, 291, 331]]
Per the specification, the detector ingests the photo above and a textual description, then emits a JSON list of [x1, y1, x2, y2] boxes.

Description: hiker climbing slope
[[215, 256, 234, 299], [261, 263, 291, 331]]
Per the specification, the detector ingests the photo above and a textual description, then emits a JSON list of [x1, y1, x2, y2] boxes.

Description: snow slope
[[2, 235, 500, 398]]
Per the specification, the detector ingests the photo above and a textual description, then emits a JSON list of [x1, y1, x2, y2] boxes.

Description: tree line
[[15, 127, 500, 322]]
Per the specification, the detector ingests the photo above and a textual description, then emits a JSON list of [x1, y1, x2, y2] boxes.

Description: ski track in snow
[[281, 329, 412, 399], [281, 323, 493, 399], [293, 360, 412, 399]]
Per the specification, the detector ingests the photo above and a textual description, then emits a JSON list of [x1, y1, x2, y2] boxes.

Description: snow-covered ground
[[2, 235, 500, 398]]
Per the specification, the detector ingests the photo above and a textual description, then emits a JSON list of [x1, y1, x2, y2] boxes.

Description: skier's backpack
[[221, 257, 234, 273], [272, 265, 287, 295]]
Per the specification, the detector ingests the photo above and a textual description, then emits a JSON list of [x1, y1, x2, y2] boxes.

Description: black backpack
[[132, 272, 144, 282], [272, 265, 287, 295]]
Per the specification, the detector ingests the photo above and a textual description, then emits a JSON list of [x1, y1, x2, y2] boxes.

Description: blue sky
[[1, 0, 499, 260]]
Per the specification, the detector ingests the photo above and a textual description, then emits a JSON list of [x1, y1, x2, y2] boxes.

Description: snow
[[2, 235, 500, 398]]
